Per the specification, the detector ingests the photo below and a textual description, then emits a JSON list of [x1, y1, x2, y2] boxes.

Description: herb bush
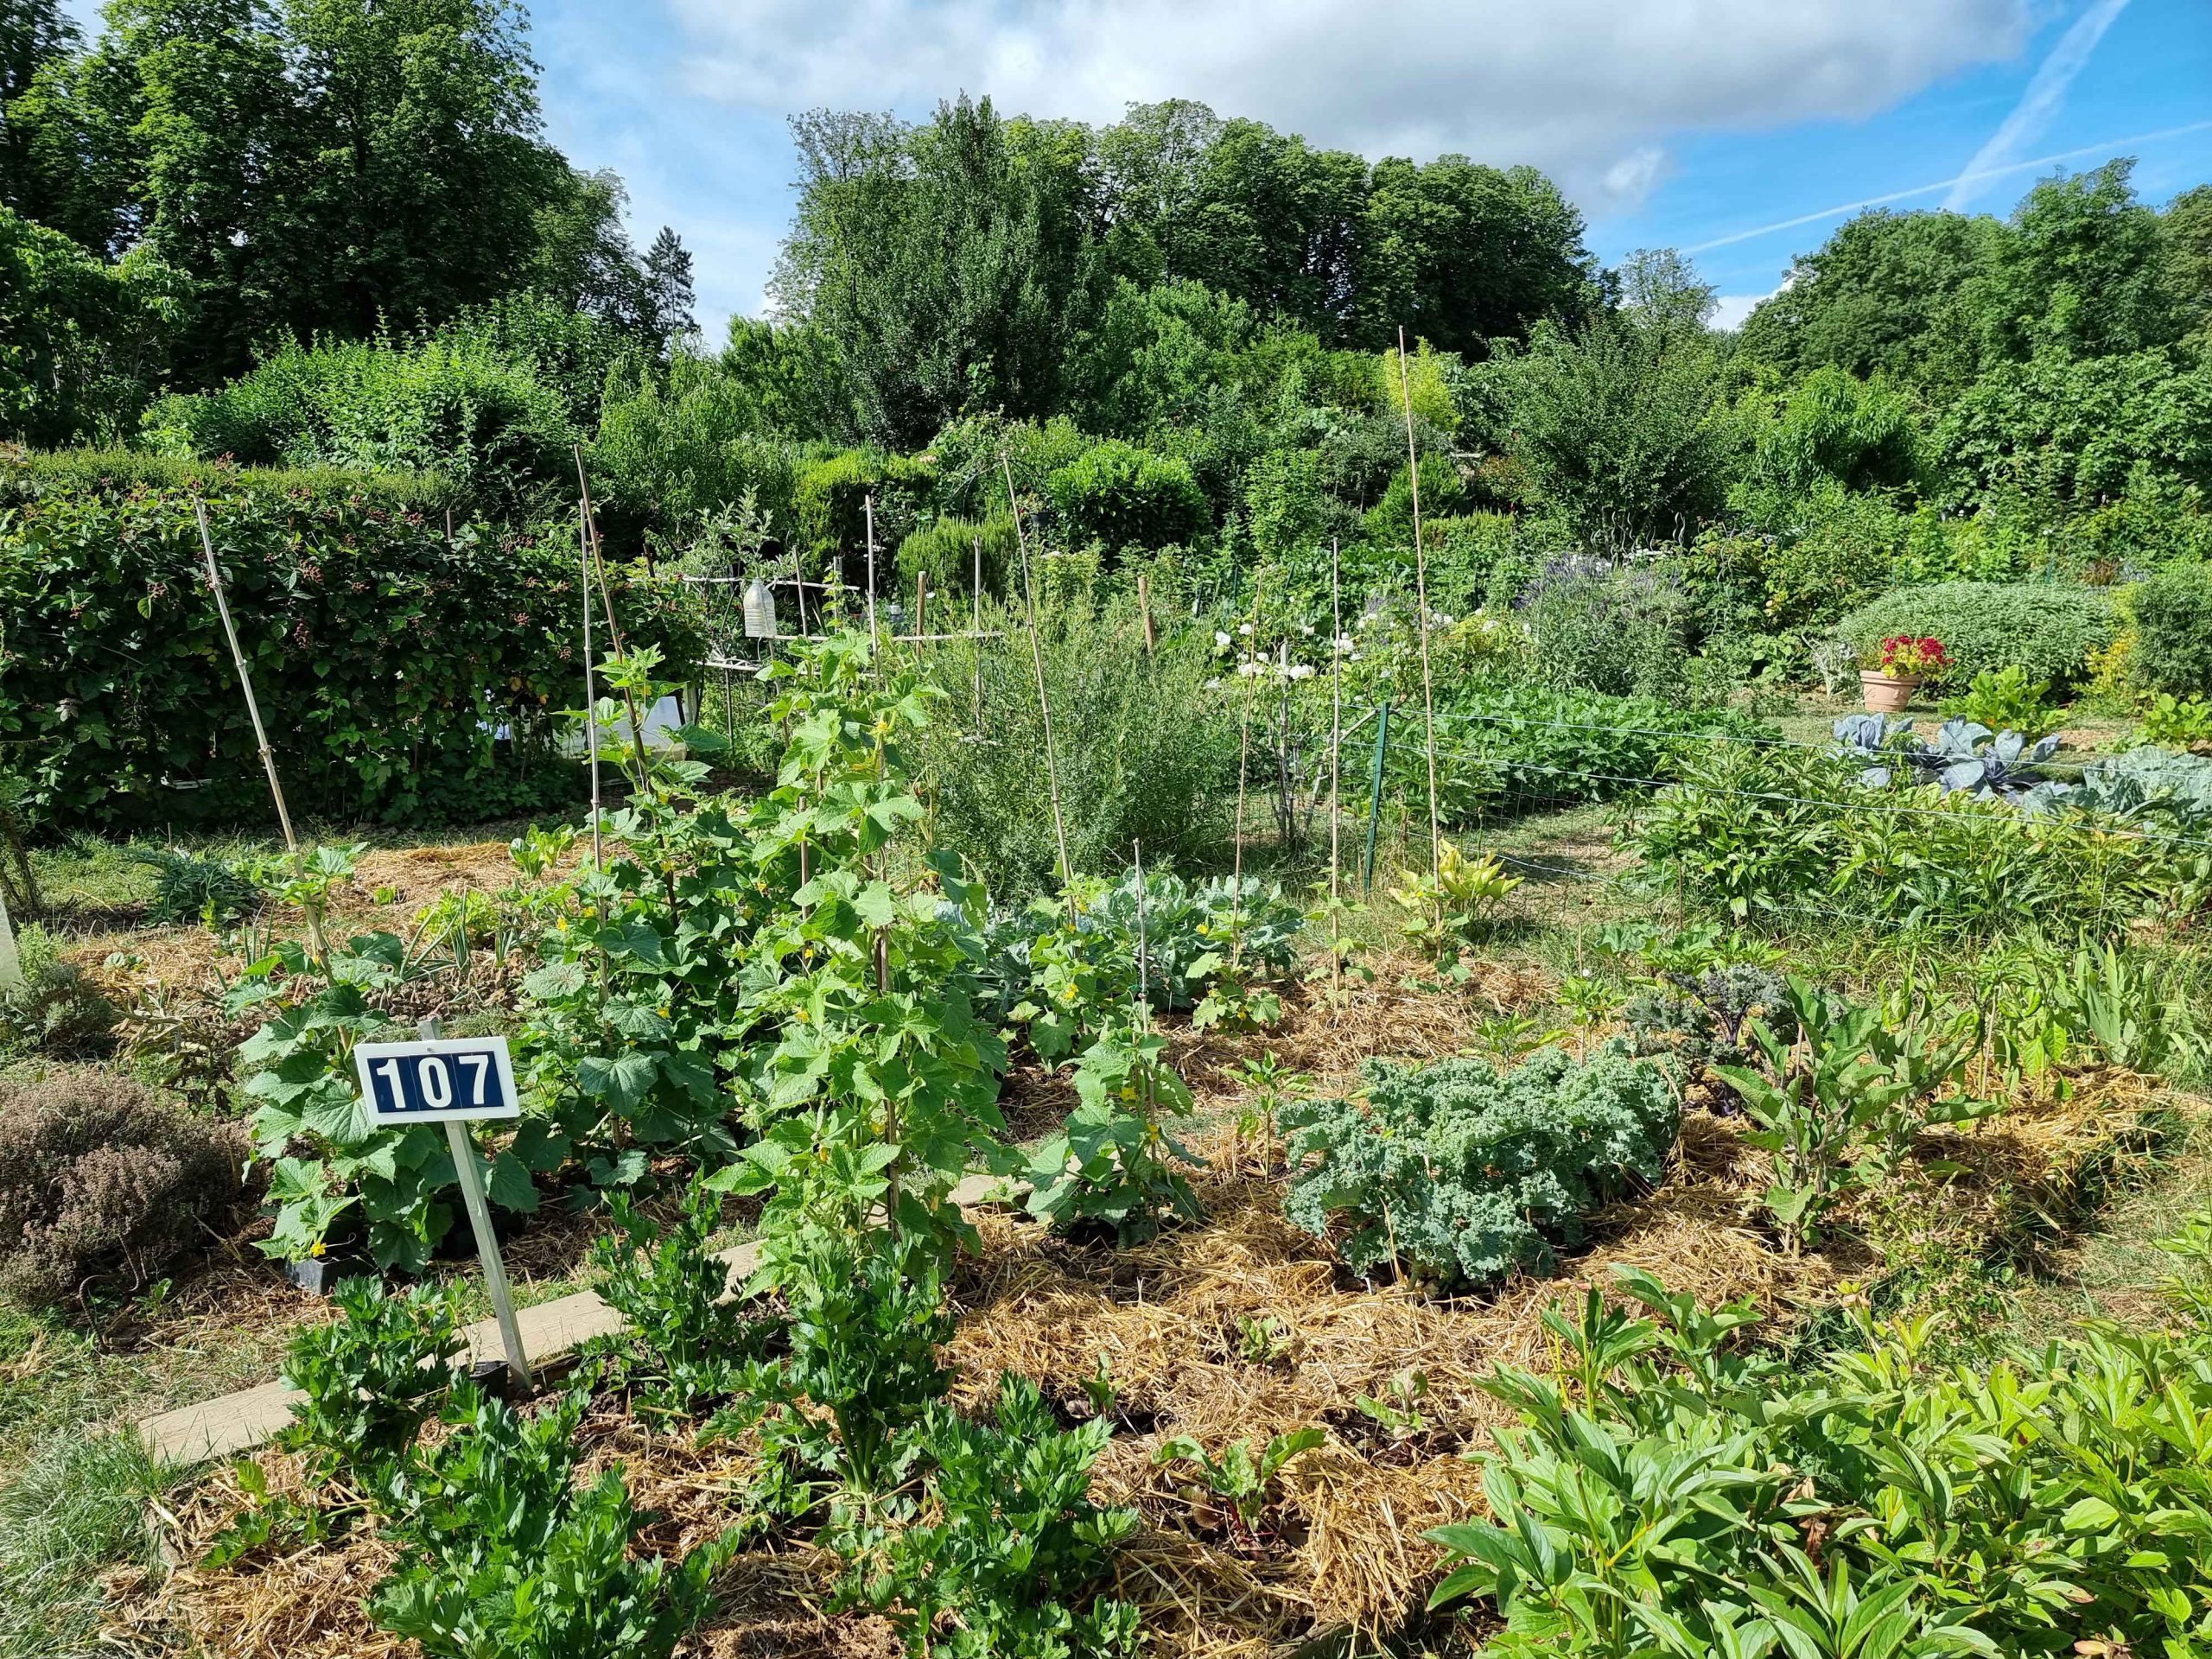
[[792, 448, 934, 567], [893, 512, 1018, 598], [1513, 558, 1697, 699], [1046, 440, 1211, 556], [917, 600, 1233, 897], [0, 923, 115, 1056], [2126, 563, 2212, 701], [1427, 1236, 2212, 1659], [0, 1068, 244, 1307], [1834, 580, 2117, 690], [1281, 1043, 1676, 1291], [0, 467, 692, 828]]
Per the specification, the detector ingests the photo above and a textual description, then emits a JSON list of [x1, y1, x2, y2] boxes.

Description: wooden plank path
[[139, 1173, 1008, 1465]]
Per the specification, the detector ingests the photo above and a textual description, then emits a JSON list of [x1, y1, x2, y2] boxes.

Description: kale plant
[[1624, 963, 1800, 1105], [1281, 1042, 1676, 1291]]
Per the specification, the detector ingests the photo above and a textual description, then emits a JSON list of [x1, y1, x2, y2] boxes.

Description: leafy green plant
[[1236, 1314, 1289, 1364], [128, 843, 259, 925], [1153, 1427, 1325, 1547], [1425, 1235, 2212, 1659], [279, 1279, 465, 1497], [1834, 581, 2117, 690], [1282, 1042, 1676, 1291], [855, 1372, 1142, 1659], [1712, 979, 1986, 1251], [1352, 1370, 1430, 1440], [2135, 691, 2212, 752], [1939, 665, 2060, 741], [372, 1381, 734, 1659], [588, 1177, 769, 1414], [1389, 840, 1523, 963], [1229, 1052, 1311, 1169], [1624, 963, 1798, 1097], [1026, 1019, 1205, 1245], [2126, 562, 2212, 701]]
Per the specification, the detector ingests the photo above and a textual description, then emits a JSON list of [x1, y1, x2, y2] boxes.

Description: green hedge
[[792, 448, 934, 567], [1834, 581, 2117, 689], [0, 460, 692, 829]]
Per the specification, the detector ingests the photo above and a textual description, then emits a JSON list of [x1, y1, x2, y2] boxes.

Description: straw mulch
[[113, 970, 2185, 1659]]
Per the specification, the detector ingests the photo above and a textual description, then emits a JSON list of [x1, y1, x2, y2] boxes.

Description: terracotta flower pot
[[1859, 669, 1920, 715]]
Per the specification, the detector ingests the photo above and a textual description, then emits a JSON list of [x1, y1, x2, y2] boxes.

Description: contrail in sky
[[1943, 0, 2133, 209], [1681, 118, 2212, 255]]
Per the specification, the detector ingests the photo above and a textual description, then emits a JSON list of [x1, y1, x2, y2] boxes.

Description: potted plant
[[1860, 634, 1945, 714]]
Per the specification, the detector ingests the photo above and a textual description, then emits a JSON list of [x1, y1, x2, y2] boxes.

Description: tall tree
[[1355, 156, 1596, 354], [639, 224, 695, 344], [775, 95, 1101, 448], [2166, 184, 2212, 346], [1976, 159, 2179, 363], [0, 0, 79, 223]]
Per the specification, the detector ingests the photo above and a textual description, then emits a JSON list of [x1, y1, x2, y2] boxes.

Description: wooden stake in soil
[[1328, 537, 1344, 1001], [971, 535, 985, 731], [915, 571, 928, 640], [1395, 327, 1446, 916], [579, 501, 603, 865], [1137, 573, 1155, 656], [0, 883, 21, 993], [1001, 454, 1077, 920], [194, 499, 325, 961], [864, 493, 880, 661], [1228, 571, 1266, 969], [570, 450, 659, 794]]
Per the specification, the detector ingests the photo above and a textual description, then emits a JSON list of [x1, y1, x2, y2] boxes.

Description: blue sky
[[67, 0, 2212, 337]]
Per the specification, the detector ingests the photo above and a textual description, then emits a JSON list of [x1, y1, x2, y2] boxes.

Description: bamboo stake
[[1001, 454, 1076, 921], [0, 884, 21, 992], [864, 493, 880, 662], [1137, 573, 1155, 656], [971, 535, 984, 732], [579, 502, 602, 866], [1228, 571, 1265, 969], [570, 451, 659, 795], [1395, 327, 1446, 918], [195, 500, 325, 962], [915, 572, 927, 641], [1328, 536, 1344, 1004]]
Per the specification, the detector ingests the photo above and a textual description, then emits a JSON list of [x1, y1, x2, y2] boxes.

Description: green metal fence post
[[1362, 700, 1392, 893]]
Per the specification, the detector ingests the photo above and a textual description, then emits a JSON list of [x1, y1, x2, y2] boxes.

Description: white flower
[[1333, 633, 1355, 654], [1238, 622, 1254, 635], [1205, 677, 1223, 689], [1214, 630, 1230, 648], [1300, 622, 1315, 636], [1236, 660, 1264, 677], [1287, 663, 1317, 680]]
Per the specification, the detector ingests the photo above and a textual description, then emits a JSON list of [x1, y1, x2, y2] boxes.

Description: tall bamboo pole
[[1328, 536, 1344, 1003], [195, 500, 325, 963], [570, 449, 658, 793], [864, 493, 880, 660], [579, 503, 602, 865], [1227, 571, 1265, 969], [1395, 327, 1445, 916], [1001, 455, 1076, 921]]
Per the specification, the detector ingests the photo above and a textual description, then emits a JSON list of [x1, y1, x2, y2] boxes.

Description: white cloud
[[666, 0, 2031, 201], [1709, 292, 1770, 331], [1942, 0, 2130, 208]]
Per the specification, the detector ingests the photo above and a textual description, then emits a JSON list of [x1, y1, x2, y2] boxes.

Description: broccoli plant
[[1282, 1043, 1676, 1291]]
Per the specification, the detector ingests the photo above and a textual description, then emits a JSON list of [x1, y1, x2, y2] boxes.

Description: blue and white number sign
[[354, 1035, 520, 1125]]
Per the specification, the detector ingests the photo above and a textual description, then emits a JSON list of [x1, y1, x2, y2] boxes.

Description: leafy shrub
[[1624, 963, 1797, 1092], [1635, 741, 2200, 934], [0, 1069, 242, 1307], [860, 1373, 1141, 1659], [2134, 692, 2212, 752], [1281, 1042, 1676, 1291], [1045, 440, 1210, 555], [1939, 665, 2061, 741], [893, 512, 1019, 599], [0, 469, 691, 829], [143, 328, 581, 518], [1427, 1234, 2212, 1659], [1513, 558, 1696, 699], [588, 350, 804, 551], [1153, 1427, 1325, 1548], [2127, 563, 2212, 701], [918, 599, 1233, 897], [0, 206, 184, 448], [373, 1382, 732, 1659], [0, 925, 115, 1057], [1834, 581, 2117, 690]]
